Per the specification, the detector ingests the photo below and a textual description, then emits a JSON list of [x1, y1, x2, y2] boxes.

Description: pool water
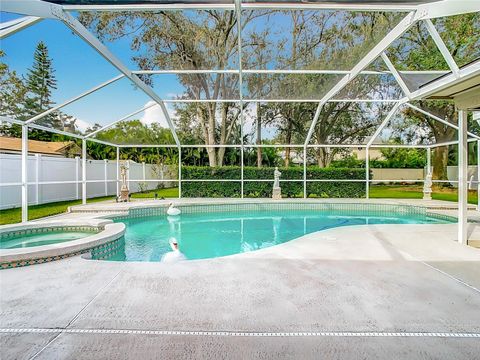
[[101, 209, 450, 262], [0, 231, 94, 249]]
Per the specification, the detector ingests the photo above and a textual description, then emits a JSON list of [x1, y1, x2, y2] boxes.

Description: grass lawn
[[0, 196, 115, 226], [131, 187, 179, 199], [0, 188, 179, 225], [370, 185, 478, 204]]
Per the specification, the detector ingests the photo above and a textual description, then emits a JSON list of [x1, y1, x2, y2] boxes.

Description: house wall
[[446, 166, 478, 189], [0, 154, 177, 210], [370, 168, 424, 184]]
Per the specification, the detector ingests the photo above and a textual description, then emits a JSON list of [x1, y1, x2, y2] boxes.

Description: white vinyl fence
[[0, 154, 176, 210], [447, 166, 479, 189]]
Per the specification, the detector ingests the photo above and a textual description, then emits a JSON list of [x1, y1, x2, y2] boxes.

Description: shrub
[[182, 166, 241, 180], [181, 181, 241, 198], [181, 166, 368, 198]]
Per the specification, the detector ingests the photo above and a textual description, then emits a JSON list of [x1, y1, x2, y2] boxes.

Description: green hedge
[[181, 181, 242, 198], [181, 166, 368, 198]]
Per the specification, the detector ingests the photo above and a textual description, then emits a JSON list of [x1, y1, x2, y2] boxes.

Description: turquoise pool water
[[0, 231, 94, 249], [98, 208, 451, 262]]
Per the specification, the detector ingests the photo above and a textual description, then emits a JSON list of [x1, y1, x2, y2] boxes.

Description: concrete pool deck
[[1, 199, 480, 359]]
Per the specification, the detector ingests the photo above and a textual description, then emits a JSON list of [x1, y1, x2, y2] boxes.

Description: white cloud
[[140, 100, 176, 128], [74, 118, 94, 133], [166, 92, 181, 99]]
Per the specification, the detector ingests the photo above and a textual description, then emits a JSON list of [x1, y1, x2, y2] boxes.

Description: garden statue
[[423, 172, 432, 200], [120, 162, 130, 202], [272, 167, 282, 200]]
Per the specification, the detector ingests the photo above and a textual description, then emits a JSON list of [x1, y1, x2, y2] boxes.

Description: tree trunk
[[316, 149, 324, 167], [284, 117, 294, 167], [217, 147, 226, 167], [315, 148, 330, 168], [216, 103, 229, 167], [256, 105, 262, 168], [285, 147, 291, 167], [416, 102, 456, 180], [206, 104, 217, 167], [432, 146, 449, 180], [430, 125, 455, 181]]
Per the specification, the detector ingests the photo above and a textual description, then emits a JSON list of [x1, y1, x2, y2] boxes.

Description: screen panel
[[241, 10, 406, 71], [76, 10, 239, 71], [432, 13, 480, 68]]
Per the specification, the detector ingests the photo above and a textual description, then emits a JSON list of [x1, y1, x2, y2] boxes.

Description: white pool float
[[167, 202, 181, 216]]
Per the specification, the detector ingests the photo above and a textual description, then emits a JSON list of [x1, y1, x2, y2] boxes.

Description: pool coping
[[0, 219, 125, 268], [94, 200, 459, 224], [65, 198, 477, 222]]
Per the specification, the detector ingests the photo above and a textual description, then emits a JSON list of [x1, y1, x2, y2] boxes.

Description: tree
[[25, 42, 56, 111], [400, 100, 457, 179], [1, 42, 72, 141], [23, 42, 63, 135], [243, 30, 274, 167], [252, 11, 402, 167], [0, 50, 26, 119], [79, 10, 269, 166], [311, 102, 392, 167], [379, 145, 426, 169], [0, 50, 27, 138], [79, 10, 399, 167], [388, 13, 480, 179], [93, 119, 179, 163], [262, 102, 314, 167]]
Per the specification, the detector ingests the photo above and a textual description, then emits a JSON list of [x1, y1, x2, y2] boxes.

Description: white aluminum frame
[[0, 16, 42, 39], [458, 110, 468, 244]]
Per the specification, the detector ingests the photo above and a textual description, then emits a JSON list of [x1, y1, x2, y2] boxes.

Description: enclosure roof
[[44, 0, 435, 3], [44, 0, 233, 4]]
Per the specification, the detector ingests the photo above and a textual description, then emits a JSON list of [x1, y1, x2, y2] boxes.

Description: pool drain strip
[[1, 328, 479, 338]]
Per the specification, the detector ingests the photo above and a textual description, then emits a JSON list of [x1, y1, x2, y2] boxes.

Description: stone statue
[[272, 166, 282, 200], [119, 162, 130, 201], [273, 167, 281, 188], [120, 163, 128, 191], [423, 172, 432, 200]]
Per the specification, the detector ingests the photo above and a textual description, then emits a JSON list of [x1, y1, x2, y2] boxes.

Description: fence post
[[178, 148, 182, 198], [126, 159, 130, 192], [116, 147, 120, 198], [82, 139, 87, 205], [104, 159, 108, 196], [365, 147, 370, 199], [21, 124, 28, 222], [35, 153, 41, 205], [477, 140, 479, 211], [75, 156, 80, 199]]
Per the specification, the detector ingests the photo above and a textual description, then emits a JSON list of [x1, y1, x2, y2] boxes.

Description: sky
[[1, 11, 181, 132], [1, 10, 276, 138]]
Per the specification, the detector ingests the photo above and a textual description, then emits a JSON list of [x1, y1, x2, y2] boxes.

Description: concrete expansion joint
[[1, 328, 479, 338], [418, 261, 480, 295]]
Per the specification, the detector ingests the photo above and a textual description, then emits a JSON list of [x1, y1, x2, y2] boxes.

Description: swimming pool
[[0, 230, 96, 249], [0, 222, 125, 269], [97, 204, 453, 262]]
